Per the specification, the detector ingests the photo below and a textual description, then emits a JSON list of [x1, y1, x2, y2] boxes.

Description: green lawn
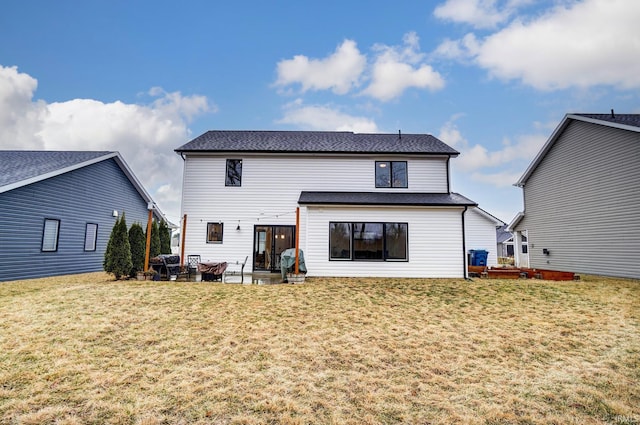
[[0, 273, 638, 424]]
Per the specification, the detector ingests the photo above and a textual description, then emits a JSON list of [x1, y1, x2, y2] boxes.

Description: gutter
[[461, 206, 468, 280], [446, 156, 451, 193]]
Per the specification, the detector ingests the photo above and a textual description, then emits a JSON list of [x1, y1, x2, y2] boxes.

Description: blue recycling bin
[[469, 249, 488, 266]]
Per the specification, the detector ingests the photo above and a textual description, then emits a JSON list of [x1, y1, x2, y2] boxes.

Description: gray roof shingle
[[175, 130, 459, 155], [298, 191, 477, 207], [0, 151, 112, 188], [573, 113, 640, 128]]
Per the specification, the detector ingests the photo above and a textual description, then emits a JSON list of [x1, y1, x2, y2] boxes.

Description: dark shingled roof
[[298, 191, 477, 207], [175, 130, 459, 156], [573, 113, 640, 128], [0, 151, 112, 188]]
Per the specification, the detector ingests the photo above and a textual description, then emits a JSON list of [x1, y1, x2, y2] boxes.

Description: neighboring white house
[[466, 208, 504, 267], [509, 113, 640, 278], [496, 224, 528, 264], [175, 130, 499, 279]]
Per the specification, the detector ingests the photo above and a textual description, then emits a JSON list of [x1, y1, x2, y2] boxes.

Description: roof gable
[[0, 150, 169, 223], [0, 151, 112, 189], [175, 130, 459, 156], [470, 207, 505, 226], [515, 113, 640, 187]]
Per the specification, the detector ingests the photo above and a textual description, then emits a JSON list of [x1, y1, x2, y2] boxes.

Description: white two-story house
[[175, 130, 498, 279]]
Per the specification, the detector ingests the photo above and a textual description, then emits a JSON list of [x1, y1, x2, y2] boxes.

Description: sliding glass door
[[253, 225, 295, 272]]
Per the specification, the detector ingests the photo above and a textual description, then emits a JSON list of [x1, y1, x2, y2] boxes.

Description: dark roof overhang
[[297, 191, 477, 207]]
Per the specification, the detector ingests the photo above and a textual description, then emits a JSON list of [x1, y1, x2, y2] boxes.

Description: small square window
[[42, 218, 60, 252], [207, 222, 224, 243], [226, 159, 242, 186], [84, 223, 98, 251]]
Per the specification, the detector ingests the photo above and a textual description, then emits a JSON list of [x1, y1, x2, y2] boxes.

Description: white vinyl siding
[[515, 120, 640, 278], [305, 206, 464, 278], [180, 154, 451, 273], [465, 208, 500, 267]]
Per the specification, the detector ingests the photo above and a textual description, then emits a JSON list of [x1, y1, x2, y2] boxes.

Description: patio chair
[[223, 255, 248, 283], [187, 255, 201, 280]]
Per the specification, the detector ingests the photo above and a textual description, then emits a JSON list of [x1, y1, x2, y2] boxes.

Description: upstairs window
[[42, 218, 60, 252], [225, 159, 242, 186], [375, 161, 407, 188]]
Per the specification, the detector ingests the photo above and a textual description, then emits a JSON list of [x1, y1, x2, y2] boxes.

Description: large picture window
[[84, 223, 98, 251], [375, 161, 407, 188], [207, 222, 224, 243], [42, 218, 60, 252], [225, 159, 242, 186], [329, 222, 408, 261]]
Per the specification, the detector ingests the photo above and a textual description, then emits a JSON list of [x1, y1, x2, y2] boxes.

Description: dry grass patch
[[0, 273, 638, 424]]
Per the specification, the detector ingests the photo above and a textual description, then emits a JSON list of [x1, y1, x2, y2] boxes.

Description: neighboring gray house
[[0, 151, 165, 282], [509, 113, 640, 278]]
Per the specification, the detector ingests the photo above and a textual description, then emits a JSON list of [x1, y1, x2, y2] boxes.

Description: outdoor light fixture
[[236, 220, 241, 231], [112, 210, 118, 218]]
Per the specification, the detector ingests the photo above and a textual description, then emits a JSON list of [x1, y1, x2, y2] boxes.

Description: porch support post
[[295, 207, 300, 274], [514, 231, 523, 268], [144, 203, 154, 272], [180, 214, 187, 267]]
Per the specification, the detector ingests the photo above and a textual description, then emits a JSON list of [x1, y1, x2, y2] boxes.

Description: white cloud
[[470, 170, 526, 187], [435, 0, 640, 90], [433, 0, 530, 29], [0, 65, 47, 149], [362, 32, 445, 101], [277, 99, 379, 133], [274, 39, 366, 95], [433, 33, 481, 60], [274, 33, 444, 101], [438, 115, 546, 172], [0, 65, 213, 222]]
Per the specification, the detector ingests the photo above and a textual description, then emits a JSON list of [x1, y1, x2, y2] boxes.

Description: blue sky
[[1, 0, 639, 224]]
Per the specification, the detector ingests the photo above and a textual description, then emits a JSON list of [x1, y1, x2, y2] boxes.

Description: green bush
[[128, 222, 146, 277], [159, 220, 171, 255], [104, 214, 132, 280], [148, 220, 161, 259]]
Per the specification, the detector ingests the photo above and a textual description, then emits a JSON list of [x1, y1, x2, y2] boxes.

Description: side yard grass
[[0, 273, 638, 424]]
